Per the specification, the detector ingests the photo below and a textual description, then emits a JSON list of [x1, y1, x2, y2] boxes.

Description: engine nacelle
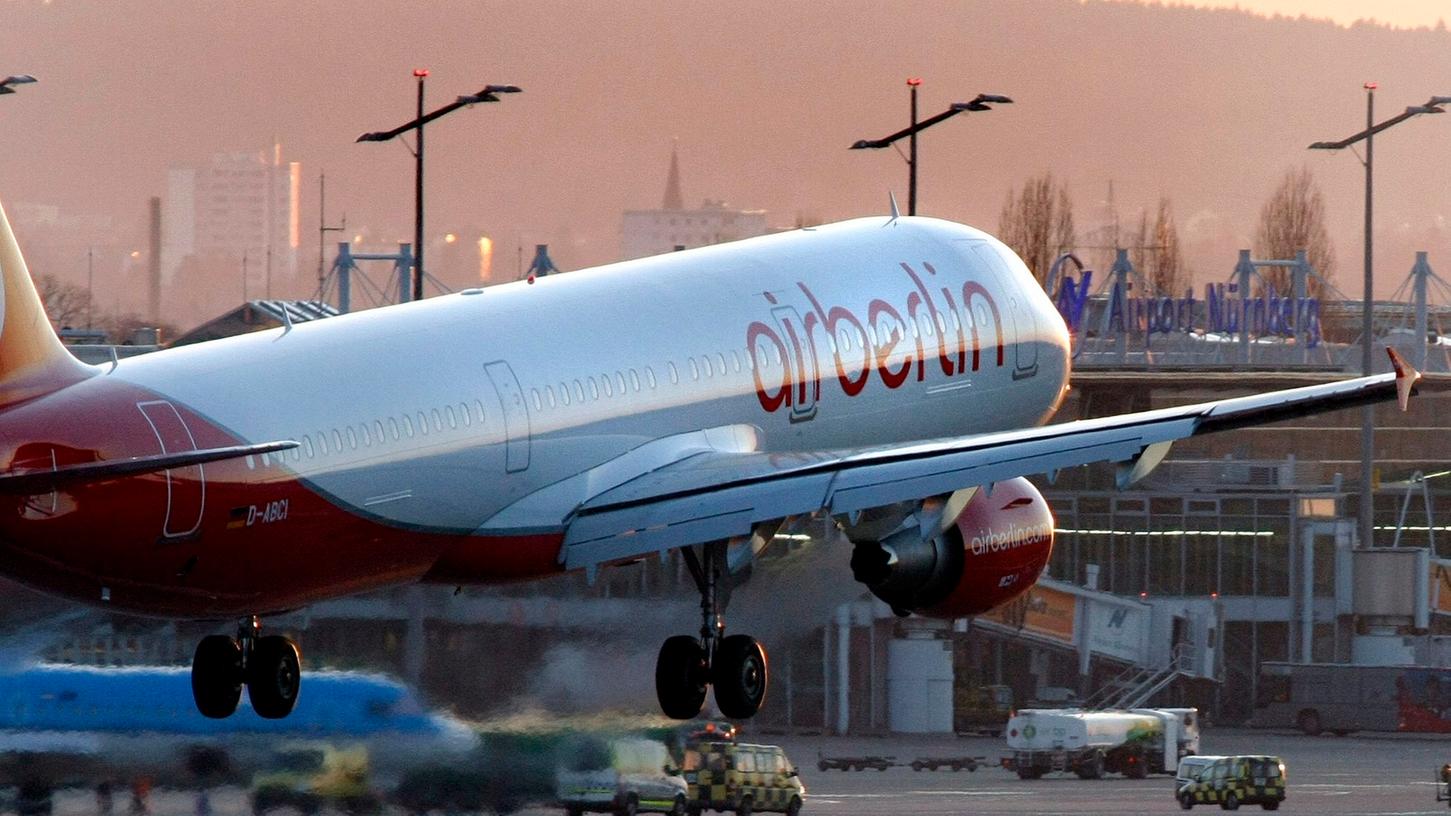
[[849, 477, 1055, 618]]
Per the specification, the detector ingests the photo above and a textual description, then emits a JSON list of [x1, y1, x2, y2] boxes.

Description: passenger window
[[474, 399, 487, 424], [346, 427, 357, 450], [614, 371, 626, 394], [600, 375, 613, 398], [545, 386, 556, 408], [559, 384, 571, 406], [628, 370, 640, 392], [388, 417, 399, 440], [332, 429, 343, 452], [731, 351, 742, 372], [689, 358, 699, 380], [530, 390, 541, 412], [431, 409, 443, 432], [403, 414, 415, 438], [935, 313, 947, 334], [374, 420, 386, 444], [668, 362, 679, 385], [588, 378, 599, 399], [417, 412, 429, 435], [316, 433, 328, 455], [446, 405, 457, 428], [459, 403, 471, 427], [645, 367, 657, 389], [291, 444, 301, 462], [715, 353, 726, 375], [573, 380, 586, 402]]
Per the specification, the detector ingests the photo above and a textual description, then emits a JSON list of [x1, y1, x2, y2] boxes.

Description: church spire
[[662, 142, 684, 210]]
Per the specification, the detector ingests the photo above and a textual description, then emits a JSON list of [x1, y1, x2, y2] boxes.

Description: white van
[[557, 737, 687, 816]]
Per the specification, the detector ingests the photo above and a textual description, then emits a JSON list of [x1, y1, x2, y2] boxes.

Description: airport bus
[[1254, 662, 1451, 735]]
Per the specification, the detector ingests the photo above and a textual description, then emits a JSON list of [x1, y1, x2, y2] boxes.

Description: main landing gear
[[191, 616, 301, 719], [656, 542, 769, 721]]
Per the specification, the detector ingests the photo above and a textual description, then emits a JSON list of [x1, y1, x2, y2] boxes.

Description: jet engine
[[848, 477, 1054, 618]]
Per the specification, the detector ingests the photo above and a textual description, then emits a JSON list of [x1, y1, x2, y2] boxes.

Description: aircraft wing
[[0, 441, 299, 495], [560, 350, 1419, 574]]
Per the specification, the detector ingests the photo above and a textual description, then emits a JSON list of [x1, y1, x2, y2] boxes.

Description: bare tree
[[1254, 166, 1336, 297], [1147, 197, 1186, 295], [36, 274, 91, 330], [998, 173, 1076, 284]]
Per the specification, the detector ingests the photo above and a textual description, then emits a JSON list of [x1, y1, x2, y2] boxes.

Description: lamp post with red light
[[851, 79, 1011, 216], [358, 71, 521, 301]]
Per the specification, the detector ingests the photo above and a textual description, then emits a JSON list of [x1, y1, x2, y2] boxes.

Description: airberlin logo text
[[969, 521, 1053, 556], [747, 262, 1004, 421]]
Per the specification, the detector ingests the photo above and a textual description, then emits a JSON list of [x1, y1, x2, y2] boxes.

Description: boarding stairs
[[1083, 642, 1195, 709]]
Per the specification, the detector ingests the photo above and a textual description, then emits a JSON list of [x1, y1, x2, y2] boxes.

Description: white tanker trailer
[[1002, 708, 1199, 780]]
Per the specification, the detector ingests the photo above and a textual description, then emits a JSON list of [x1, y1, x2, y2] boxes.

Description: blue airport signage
[[1054, 270, 1322, 347]]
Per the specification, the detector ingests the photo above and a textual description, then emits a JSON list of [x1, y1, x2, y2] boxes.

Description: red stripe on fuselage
[[0, 377, 562, 619]]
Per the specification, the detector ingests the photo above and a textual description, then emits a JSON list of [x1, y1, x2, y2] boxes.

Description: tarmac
[[33, 727, 1451, 816]]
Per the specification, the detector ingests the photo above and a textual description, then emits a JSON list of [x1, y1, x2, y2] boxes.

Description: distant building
[[161, 145, 300, 288], [620, 146, 767, 260]]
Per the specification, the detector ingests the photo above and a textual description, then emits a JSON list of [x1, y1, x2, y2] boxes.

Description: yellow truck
[[251, 741, 380, 816]]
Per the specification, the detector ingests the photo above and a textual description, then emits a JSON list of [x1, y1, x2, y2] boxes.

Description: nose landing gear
[[655, 542, 769, 721], [191, 616, 301, 719]]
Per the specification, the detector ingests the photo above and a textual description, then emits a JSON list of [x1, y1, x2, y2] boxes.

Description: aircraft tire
[[247, 635, 301, 719], [656, 635, 708, 720], [713, 634, 768, 720], [191, 635, 243, 719]]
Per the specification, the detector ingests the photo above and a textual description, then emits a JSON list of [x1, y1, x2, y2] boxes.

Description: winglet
[[1387, 346, 1420, 412], [888, 192, 901, 221]]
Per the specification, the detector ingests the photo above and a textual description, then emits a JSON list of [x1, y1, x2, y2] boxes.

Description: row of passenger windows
[[524, 349, 766, 414], [256, 400, 488, 467]]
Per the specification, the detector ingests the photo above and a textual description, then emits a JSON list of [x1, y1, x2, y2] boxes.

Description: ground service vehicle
[[1004, 708, 1199, 779], [953, 684, 1012, 736], [684, 742, 803, 815], [251, 742, 379, 815], [1256, 662, 1451, 734], [1177, 755, 1285, 810], [556, 737, 687, 816]]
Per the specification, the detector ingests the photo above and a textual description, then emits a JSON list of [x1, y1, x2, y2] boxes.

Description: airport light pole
[[1309, 86, 1450, 550], [357, 72, 520, 301], [851, 80, 1012, 216], [0, 75, 37, 95]]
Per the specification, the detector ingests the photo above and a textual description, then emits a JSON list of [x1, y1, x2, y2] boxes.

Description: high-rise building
[[161, 145, 300, 290], [620, 146, 767, 261]]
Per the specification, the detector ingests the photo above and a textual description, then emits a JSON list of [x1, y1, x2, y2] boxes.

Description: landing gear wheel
[[713, 634, 768, 719], [656, 636, 708, 720], [785, 797, 801, 816], [192, 635, 243, 719], [735, 796, 752, 816], [1179, 792, 1194, 810], [247, 635, 301, 719], [1222, 792, 1239, 811]]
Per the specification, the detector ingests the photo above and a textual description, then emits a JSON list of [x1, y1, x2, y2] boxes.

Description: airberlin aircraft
[[0, 200, 1418, 721]]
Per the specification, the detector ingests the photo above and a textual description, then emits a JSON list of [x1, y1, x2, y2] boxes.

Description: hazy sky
[[1192, 0, 1448, 28], [5, 0, 1451, 326]]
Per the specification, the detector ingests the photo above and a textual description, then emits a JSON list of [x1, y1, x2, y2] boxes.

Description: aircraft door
[[1009, 294, 1039, 379], [136, 400, 205, 538], [484, 360, 531, 473]]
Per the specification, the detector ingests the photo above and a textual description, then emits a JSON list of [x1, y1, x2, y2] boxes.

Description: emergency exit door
[[485, 361, 531, 473]]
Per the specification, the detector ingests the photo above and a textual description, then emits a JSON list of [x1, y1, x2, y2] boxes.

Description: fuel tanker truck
[[1002, 708, 1199, 780]]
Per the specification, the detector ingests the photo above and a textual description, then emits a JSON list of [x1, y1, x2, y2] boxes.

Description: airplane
[[0, 198, 1418, 722], [0, 662, 478, 807]]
